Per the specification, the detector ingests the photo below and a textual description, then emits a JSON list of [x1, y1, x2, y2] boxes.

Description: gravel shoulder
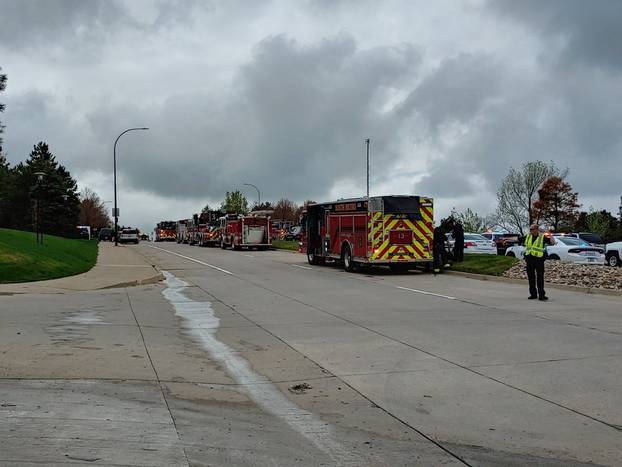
[[503, 260, 622, 291]]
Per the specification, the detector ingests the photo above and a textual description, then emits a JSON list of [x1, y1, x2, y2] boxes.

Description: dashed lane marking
[[395, 285, 456, 300]]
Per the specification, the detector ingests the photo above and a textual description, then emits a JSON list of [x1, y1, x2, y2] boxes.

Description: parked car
[[119, 228, 140, 244], [605, 242, 622, 267], [285, 225, 302, 241], [505, 236, 605, 264], [553, 232, 605, 250], [77, 225, 91, 240], [481, 232, 521, 255], [463, 233, 497, 255], [98, 228, 114, 241]]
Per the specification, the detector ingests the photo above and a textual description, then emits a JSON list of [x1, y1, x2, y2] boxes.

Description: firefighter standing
[[452, 221, 464, 263], [524, 224, 555, 301], [432, 226, 446, 274]]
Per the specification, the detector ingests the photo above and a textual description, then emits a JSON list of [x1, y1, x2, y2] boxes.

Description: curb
[[445, 270, 622, 297], [100, 272, 165, 290]]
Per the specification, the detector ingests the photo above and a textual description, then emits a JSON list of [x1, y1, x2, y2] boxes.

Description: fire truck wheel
[[342, 245, 356, 272], [220, 239, 227, 249]]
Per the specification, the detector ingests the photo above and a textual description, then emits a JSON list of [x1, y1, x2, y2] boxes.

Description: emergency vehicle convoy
[[154, 221, 177, 242], [301, 195, 434, 272], [172, 210, 271, 250], [219, 213, 272, 250]]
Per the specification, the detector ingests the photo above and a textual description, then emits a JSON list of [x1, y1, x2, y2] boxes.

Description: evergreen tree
[[0, 154, 12, 227], [8, 142, 80, 236]]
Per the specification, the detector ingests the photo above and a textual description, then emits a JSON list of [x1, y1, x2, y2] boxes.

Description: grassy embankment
[[0, 228, 98, 283], [450, 253, 518, 276], [271, 240, 300, 251]]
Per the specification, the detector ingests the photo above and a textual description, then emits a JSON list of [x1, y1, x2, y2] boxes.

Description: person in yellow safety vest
[[524, 224, 556, 301]]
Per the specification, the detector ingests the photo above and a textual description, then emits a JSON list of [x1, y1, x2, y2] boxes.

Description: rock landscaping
[[503, 260, 622, 290]]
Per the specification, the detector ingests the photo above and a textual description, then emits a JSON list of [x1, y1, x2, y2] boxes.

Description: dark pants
[[525, 255, 546, 298], [453, 243, 464, 262], [433, 244, 445, 272]]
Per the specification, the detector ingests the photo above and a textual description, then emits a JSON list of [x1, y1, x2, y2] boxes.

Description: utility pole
[[365, 138, 370, 199]]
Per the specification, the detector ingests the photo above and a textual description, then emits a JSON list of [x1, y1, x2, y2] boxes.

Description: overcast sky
[[1, 0, 621, 233]]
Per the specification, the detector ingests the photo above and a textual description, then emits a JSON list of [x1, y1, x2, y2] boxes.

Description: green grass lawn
[[271, 240, 300, 251], [450, 253, 518, 276], [0, 228, 98, 283]]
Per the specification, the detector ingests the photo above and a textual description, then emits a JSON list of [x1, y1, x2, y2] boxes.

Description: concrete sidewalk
[[0, 242, 163, 295]]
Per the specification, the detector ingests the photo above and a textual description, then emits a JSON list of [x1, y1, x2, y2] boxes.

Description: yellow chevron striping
[[421, 210, 433, 224], [372, 239, 389, 259]]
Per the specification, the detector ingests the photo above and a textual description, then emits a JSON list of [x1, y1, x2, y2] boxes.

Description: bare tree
[[450, 208, 495, 233], [79, 187, 111, 229], [496, 161, 566, 235], [295, 199, 316, 219], [272, 198, 298, 221]]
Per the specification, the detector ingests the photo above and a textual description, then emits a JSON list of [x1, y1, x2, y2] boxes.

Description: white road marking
[[161, 271, 359, 466], [242, 254, 255, 258], [292, 264, 313, 270], [146, 245, 234, 275], [395, 285, 457, 300]]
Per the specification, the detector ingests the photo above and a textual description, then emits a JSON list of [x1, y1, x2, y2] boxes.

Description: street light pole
[[243, 183, 260, 207], [34, 172, 46, 245], [114, 127, 148, 246]]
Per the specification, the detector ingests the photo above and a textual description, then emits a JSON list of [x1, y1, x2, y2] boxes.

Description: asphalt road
[[2, 242, 621, 466]]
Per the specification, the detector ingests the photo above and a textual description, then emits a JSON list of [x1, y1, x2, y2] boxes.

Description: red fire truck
[[301, 195, 434, 272], [155, 221, 177, 242], [189, 211, 224, 247], [219, 214, 272, 250]]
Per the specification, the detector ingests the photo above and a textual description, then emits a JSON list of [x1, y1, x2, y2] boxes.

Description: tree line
[[202, 190, 314, 222], [450, 161, 622, 242], [0, 142, 111, 237]]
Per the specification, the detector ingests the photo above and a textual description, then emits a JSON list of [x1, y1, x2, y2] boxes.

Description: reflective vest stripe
[[525, 234, 545, 258]]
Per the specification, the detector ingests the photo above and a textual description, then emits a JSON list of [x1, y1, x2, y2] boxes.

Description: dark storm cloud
[[415, 1, 622, 207], [2, 0, 620, 225], [398, 53, 504, 133], [491, 0, 622, 72], [82, 33, 422, 202], [0, 0, 126, 51]]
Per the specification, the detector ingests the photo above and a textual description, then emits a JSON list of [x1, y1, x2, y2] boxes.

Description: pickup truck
[[605, 242, 622, 267]]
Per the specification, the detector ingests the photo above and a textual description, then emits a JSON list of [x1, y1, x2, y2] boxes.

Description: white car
[[505, 236, 605, 264], [463, 233, 497, 255], [119, 228, 140, 244], [605, 242, 621, 267], [553, 232, 605, 250]]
